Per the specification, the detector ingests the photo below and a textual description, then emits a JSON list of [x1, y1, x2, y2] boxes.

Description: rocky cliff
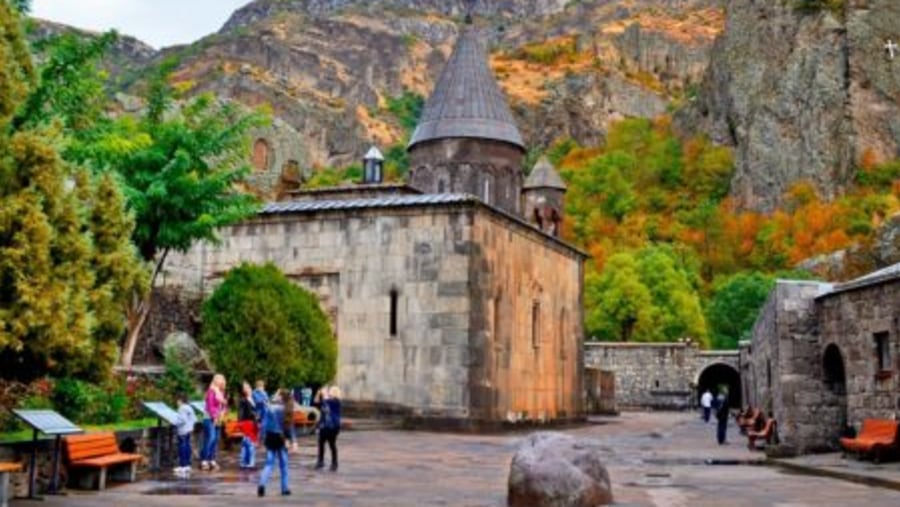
[[682, 0, 900, 211], [140, 0, 722, 174]]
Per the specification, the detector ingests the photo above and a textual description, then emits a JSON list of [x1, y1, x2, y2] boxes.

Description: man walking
[[715, 389, 729, 445]]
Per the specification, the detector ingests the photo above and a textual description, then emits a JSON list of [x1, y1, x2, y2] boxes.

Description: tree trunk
[[120, 249, 170, 368]]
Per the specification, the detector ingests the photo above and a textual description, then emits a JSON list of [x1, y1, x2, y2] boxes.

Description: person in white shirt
[[174, 392, 198, 477], [700, 389, 713, 423]]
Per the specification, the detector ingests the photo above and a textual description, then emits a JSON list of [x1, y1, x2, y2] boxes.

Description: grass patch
[[0, 418, 156, 444]]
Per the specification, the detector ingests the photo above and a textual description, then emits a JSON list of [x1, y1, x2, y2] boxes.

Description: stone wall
[[134, 287, 203, 365], [818, 280, 900, 431], [409, 138, 525, 216], [583, 343, 739, 410], [468, 209, 584, 423], [161, 200, 584, 426], [745, 281, 838, 453], [244, 119, 310, 200]]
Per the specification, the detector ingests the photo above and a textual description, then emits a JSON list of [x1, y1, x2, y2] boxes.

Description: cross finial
[[886, 40, 898, 60]]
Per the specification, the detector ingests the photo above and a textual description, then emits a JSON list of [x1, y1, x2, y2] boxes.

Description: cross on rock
[[886, 40, 898, 60]]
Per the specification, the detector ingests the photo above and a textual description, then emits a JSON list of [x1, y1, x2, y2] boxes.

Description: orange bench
[[64, 433, 143, 490], [840, 419, 900, 463], [747, 418, 777, 450], [0, 462, 22, 507]]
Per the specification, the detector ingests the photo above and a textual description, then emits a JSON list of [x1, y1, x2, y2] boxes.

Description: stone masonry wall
[[746, 281, 839, 453], [583, 343, 739, 410], [467, 209, 584, 423], [163, 206, 476, 419], [819, 280, 900, 430], [161, 202, 585, 425]]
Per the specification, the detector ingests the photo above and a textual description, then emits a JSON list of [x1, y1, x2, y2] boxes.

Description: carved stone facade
[[408, 138, 524, 214], [243, 119, 310, 200], [744, 266, 900, 454], [162, 196, 585, 427]]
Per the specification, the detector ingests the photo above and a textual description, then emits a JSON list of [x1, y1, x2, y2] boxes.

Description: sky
[[31, 0, 252, 49]]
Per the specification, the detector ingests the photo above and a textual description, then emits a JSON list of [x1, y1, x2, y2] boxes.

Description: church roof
[[259, 194, 586, 258], [408, 26, 524, 151], [524, 156, 567, 190]]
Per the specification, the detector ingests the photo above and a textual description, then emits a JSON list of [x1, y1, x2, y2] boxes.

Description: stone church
[[162, 21, 586, 428]]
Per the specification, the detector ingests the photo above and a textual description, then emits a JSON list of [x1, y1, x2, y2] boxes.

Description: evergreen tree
[[0, 2, 144, 380]]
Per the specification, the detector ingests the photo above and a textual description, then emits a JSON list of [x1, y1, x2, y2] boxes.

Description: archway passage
[[697, 363, 742, 408]]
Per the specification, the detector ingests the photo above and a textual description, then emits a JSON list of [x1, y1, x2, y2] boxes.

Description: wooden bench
[[223, 420, 244, 441], [747, 418, 777, 450], [0, 463, 22, 507], [64, 433, 143, 490], [840, 419, 900, 463]]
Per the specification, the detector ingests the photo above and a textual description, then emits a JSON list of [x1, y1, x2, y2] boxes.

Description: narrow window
[[875, 332, 891, 372], [483, 179, 491, 204], [766, 360, 772, 388], [390, 289, 399, 337], [438, 180, 446, 193], [559, 308, 568, 360], [532, 302, 541, 349]]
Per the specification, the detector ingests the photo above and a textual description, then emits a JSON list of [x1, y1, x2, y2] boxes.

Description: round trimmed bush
[[200, 263, 337, 389]]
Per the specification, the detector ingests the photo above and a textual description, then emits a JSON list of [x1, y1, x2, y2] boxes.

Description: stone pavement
[[13, 412, 900, 507], [774, 452, 900, 491]]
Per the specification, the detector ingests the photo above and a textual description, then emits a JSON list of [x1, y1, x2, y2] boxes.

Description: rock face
[[683, 0, 900, 211], [508, 432, 613, 507], [161, 331, 210, 370]]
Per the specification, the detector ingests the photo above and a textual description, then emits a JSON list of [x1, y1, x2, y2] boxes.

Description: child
[[252, 380, 269, 421], [238, 381, 259, 469], [174, 392, 197, 478]]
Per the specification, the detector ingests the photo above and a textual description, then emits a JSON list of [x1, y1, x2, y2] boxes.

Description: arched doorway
[[823, 344, 848, 432], [697, 363, 742, 408]]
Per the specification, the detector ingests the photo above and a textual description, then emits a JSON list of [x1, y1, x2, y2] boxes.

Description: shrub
[[51, 378, 126, 424], [201, 263, 337, 390], [158, 347, 198, 401]]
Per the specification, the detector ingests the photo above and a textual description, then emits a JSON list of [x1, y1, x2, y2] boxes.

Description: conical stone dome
[[408, 26, 524, 151]]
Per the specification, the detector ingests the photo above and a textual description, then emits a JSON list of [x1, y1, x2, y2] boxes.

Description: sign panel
[[12, 410, 82, 435], [142, 401, 181, 425]]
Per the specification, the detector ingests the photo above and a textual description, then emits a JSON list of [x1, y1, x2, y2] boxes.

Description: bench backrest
[[858, 419, 899, 441], [64, 433, 121, 462]]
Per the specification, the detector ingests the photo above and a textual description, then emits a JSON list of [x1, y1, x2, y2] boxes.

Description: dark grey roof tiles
[[261, 194, 476, 215], [408, 27, 525, 151], [524, 156, 567, 190]]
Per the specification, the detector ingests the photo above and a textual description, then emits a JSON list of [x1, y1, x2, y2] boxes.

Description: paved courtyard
[[16, 412, 900, 507]]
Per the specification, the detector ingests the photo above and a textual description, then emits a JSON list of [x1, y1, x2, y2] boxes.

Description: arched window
[[253, 139, 271, 171], [281, 160, 302, 185], [438, 180, 447, 193]]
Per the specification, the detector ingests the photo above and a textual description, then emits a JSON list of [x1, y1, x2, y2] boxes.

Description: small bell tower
[[522, 157, 567, 237], [362, 145, 384, 184]]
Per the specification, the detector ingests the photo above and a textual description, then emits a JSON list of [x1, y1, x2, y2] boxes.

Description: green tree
[[705, 271, 775, 349], [0, 2, 143, 380], [85, 62, 265, 366], [201, 263, 337, 388], [586, 246, 707, 346]]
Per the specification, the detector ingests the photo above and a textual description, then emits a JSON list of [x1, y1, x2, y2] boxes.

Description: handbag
[[264, 431, 286, 451]]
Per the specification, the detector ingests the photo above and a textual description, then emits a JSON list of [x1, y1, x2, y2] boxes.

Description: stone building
[[743, 264, 900, 454], [160, 19, 586, 428]]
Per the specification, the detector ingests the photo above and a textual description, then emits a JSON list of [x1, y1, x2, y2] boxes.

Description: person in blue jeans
[[238, 381, 258, 469], [201, 374, 227, 471], [173, 392, 197, 477], [258, 390, 292, 497]]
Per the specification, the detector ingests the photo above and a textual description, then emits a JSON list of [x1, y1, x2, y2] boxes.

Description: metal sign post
[[141, 402, 181, 472], [11, 410, 82, 498]]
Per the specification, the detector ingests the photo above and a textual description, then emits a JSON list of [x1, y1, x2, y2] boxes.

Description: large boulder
[[508, 432, 613, 507], [162, 331, 211, 370]]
